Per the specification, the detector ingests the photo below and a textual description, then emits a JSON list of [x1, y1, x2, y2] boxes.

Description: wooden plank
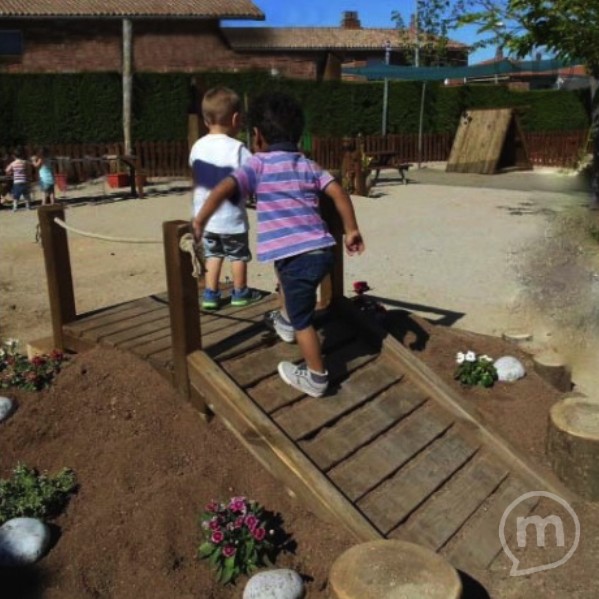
[[336, 297, 577, 502], [444, 476, 539, 572], [249, 340, 379, 414], [130, 334, 173, 359], [222, 318, 358, 388], [187, 350, 382, 542], [358, 425, 479, 533], [301, 382, 428, 470], [393, 450, 509, 551], [101, 315, 171, 346], [91, 306, 170, 342], [117, 326, 171, 351], [274, 354, 402, 441], [206, 323, 277, 362], [329, 404, 454, 502], [66, 297, 162, 335]]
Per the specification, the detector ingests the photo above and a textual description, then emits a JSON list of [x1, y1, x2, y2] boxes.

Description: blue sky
[[226, 0, 498, 64]]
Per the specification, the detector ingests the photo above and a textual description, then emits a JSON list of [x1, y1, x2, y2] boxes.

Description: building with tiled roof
[[0, 5, 468, 80]]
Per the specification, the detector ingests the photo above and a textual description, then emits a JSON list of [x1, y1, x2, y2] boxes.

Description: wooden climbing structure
[[38, 204, 573, 578]]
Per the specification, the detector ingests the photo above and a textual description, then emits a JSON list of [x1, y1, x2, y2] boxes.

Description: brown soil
[[1, 308, 598, 598]]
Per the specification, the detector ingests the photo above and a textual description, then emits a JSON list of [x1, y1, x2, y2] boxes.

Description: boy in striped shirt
[[193, 92, 364, 398], [5, 146, 31, 212]]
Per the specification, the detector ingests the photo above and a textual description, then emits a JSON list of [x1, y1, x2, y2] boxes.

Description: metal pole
[[122, 18, 133, 156], [418, 82, 426, 168], [414, 1, 420, 67], [382, 40, 391, 135]]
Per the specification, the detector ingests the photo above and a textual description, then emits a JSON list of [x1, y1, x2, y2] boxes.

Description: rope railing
[[53, 216, 161, 243]]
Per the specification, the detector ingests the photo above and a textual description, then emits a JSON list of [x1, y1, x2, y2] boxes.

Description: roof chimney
[[341, 11, 361, 29]]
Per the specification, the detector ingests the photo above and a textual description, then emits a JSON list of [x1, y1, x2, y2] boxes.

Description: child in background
[[31, 147, 56, 206], [189, 86, 261, 309], [193, 92, 365, 398], [5, 146, 31, 212]]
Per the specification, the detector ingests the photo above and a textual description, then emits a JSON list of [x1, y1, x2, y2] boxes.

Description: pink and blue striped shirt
[[232, 150, 336, 262]]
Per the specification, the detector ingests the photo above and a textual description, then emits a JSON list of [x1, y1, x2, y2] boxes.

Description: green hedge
[[0, 71, 590, 148]]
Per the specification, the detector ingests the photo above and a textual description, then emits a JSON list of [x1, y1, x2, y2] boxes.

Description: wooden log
[[328, 540, 462, 599], [533, 351, 572, 392], [38, 206, 76, 350], [547, 394, 599, 501]]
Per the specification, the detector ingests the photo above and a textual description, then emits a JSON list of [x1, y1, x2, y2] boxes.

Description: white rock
[[494, 356, 526, 382], [0, 518, 51, 567], [0, 396, 16, 423], [243, 568, 305, 599]]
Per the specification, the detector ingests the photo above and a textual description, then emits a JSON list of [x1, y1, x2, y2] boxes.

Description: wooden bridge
[[37, 205, 574, 578]]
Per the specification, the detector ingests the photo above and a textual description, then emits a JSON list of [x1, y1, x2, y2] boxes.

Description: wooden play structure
[[38, 204, 575, 577], [446, 108, 532, 174]]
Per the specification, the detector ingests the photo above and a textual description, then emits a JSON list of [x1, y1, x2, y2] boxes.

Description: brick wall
[[0, 19, 318, 79]]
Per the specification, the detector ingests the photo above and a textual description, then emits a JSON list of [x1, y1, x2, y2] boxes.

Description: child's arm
[[192, 176, 238, 240], [324, 180, 365, 255], [5, 161, 13, 175], [31, 156, 41, 168]]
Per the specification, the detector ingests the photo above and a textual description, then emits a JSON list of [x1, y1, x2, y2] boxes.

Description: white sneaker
[[264, 310, 295, 343], [277, 361, 328, 398]]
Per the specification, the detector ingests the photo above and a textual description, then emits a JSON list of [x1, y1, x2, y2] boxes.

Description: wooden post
[[162, 221, 206, 412], [38, 206, 76, 350], [122, 18, 133, 156], [319, 195, 344, 308]]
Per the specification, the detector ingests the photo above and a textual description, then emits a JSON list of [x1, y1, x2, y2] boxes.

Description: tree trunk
[[122, 19, 133, 156]]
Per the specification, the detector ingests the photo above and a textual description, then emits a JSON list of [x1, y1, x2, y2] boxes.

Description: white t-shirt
[[189, 134, 252, 235]]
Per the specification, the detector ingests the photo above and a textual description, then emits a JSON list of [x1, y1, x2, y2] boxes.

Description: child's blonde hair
[[201, 87, 241, 126]]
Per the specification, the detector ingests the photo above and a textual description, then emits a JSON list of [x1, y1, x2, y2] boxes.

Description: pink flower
[[234, 516, 244, 529], [244, 515, 258, 530], [208, 518, 220, 531], [211, 531, 224, 544], [205, 501, 219, 513], [229, 497, 247, 513], [252, 527, 266, 542], [222, 545, 236, 558]]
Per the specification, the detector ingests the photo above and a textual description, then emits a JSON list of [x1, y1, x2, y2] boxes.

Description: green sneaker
[[201, 289, 221, 310], [230, 287, 262, 307]]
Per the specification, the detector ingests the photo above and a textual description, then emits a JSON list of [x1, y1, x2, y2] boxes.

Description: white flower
[[479, 354, 493, 362], [456, 352, 465, 364], [465, 351, 476, 362]]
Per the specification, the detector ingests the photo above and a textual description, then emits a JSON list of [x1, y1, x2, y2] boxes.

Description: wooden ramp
[[38, 206, 573, 578], [187, 296, 574, 576]]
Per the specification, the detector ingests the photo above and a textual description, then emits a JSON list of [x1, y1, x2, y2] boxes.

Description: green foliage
[[199, 496, 278, 585], [454, 351, 498, 388], [0, 464, 77, 525], [0, 71, 590, 148], [0, 339, 66, 392]]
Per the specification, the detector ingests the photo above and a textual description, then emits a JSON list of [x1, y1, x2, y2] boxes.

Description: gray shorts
[[202, 231, 252, 262]]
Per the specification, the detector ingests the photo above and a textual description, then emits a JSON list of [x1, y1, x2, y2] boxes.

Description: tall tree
[[392, 0, 453, 66]]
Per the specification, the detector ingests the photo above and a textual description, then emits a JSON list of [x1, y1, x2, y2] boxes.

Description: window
[[0, 31, 23, 55]]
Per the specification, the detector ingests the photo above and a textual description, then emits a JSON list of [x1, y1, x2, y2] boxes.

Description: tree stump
[[328, 540, 462, 599], [547, 394, 599, 501], [533, 351, 571, 392]]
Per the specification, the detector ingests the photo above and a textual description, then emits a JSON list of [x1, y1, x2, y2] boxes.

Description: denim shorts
[[202, 231, 251, 262], [11, 183, 30, 201], [40, 182, 54, 194], [275, 248, 334, 331]]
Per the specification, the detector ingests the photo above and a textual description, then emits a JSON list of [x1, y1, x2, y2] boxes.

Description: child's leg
[[295, 326, 325, 373], [231, 259, 247, 291], [204, 257, 223, 292]]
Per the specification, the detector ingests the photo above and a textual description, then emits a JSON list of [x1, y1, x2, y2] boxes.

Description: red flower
[[244, 515, 258, 531], [252, 527, 266, 542], [222, 545, 236, 558], [208, 518, 221, 531], [211, 531, 224, 544], [205, 501, 219, 513]]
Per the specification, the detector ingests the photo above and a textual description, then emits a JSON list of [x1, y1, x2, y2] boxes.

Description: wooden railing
[[2, 130, 589, 184]]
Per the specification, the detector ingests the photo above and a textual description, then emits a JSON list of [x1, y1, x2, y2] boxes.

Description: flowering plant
[[0, 339, 66, 391], [454, 350, 498, 388], [198, 496, 275, 585]]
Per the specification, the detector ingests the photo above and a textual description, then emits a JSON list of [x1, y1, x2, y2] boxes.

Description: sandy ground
[[1, 166, 597, 391]]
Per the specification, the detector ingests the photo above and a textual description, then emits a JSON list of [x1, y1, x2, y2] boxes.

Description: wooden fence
[[1, 130, 589, 183]]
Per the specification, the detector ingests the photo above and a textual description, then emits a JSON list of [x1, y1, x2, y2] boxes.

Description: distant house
[[447, 52, 589, 90], [0, 3, 468, 81]]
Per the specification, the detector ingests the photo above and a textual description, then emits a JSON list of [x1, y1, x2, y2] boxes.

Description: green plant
[[454, 350, 498, 388], [0, 339, 66, 391], [198, 496, 276, 585], [0, 464, 77, 525]]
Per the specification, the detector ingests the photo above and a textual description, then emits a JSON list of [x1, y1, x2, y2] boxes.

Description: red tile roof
[[0, 0, 264, 19], [223, 27, 468, 51]]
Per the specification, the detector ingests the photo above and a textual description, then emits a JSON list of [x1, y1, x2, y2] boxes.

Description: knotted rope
[[179, 233, 206, 278]]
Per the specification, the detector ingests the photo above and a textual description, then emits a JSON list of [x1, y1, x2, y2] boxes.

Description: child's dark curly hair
[[248, 92, 305, 145]]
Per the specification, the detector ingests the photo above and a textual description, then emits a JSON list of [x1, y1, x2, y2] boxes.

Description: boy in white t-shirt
[[189, 87, 260, 309]]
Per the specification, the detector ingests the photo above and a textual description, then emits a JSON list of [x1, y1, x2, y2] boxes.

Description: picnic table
[[366, 150, 412, 185]]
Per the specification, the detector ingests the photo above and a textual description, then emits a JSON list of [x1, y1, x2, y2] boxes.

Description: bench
[[367, 151, 412, 186]]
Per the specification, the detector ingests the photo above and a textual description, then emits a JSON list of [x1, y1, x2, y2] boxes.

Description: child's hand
[[345, 230, 365, 255]]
